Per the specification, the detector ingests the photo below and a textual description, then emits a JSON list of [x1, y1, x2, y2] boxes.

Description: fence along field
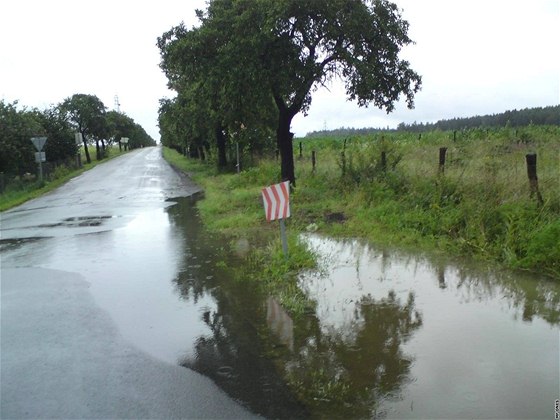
[[288, 125, 559, 278]]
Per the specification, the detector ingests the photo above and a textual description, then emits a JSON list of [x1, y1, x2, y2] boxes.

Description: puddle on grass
[[295, 236, 560, 418], [162, 197, 560, 419], [12, 194, 555, 419]]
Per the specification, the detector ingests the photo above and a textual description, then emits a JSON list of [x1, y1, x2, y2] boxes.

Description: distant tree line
[[0, 94, 156, 178], [306, 105, 559, 138]]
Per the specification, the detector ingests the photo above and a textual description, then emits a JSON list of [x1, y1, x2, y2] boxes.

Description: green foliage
[[518, 220, 560, 277], [0, 100, 42, 176], [340, 136, 403, 186], [158, 0, 422, 183], [59, 93, 107, 163], [307, 105, 560, 138], [107, 110, 156, 149], [163, 146, 318, 316], [157, 13, 277, 168], [242, 232, 318, 316], [0, 95, 154, 187], [165, 121, 560, 281], [37, 107, 77, 162]]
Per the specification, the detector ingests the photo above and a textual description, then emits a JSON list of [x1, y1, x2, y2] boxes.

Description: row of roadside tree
[[156, 0, 422, 186], [0, 93, 156, 180]]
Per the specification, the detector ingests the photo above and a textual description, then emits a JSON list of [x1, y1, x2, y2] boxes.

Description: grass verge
[[163, 147, 319, 316], [163, 124, 560, 281]]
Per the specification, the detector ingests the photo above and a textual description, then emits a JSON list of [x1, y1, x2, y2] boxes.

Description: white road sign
[[31, 137, 47, 151]]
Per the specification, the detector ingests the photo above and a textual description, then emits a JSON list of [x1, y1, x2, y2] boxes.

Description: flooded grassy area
[[163, 124, 560, 280], [160, 145, 559, 417], [166, 196, 559, 419]]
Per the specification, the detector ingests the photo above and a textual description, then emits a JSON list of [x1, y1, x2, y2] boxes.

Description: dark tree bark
[[277, 108, 296, 186], [95, 139, 101, 160], [82, 135, 91, 164], [274, 94, 298, 187]]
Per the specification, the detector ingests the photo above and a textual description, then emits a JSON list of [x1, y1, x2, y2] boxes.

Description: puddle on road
[[0, 236, 48, 253], [161, 197, 560, 419], [13, 194, 556, 418]]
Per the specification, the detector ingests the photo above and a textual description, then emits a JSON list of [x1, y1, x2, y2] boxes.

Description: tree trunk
[[82, 138, 91, 164], [216, 125, 227, 169], [95, 140, 101, 160], [277, 108, 296, 186], [189, 146, 199, 159]]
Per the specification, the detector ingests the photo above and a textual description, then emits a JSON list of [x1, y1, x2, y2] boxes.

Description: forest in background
[[305, 105, 560, 138]]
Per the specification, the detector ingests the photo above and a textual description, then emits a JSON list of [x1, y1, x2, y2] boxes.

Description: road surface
[[1, 147, 258, 419]]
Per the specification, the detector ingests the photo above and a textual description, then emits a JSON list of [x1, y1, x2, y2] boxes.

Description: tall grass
[[294, 126, 559, 278], [164, 125, 559, 280]]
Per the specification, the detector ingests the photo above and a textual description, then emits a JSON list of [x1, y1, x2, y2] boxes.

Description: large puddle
[[164, 197, 560, 419], [6, 193, 556, 418]]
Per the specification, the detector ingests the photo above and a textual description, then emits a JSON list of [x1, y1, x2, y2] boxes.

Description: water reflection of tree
[[447, 265, 560, 325], [166, 197, 309, 418], [307, 234, 560, 327], [285, 291, 422, 419]]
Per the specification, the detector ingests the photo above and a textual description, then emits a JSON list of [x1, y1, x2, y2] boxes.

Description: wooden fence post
[[525, 153, 544, 205], [312, 150, 316, 173], [439, 147, 448, 174], [341, 138, 347, 177], [299, 142, 303, 159]]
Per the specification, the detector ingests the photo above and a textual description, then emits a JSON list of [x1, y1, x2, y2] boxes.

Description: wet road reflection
[[166, 197, 309, 418]]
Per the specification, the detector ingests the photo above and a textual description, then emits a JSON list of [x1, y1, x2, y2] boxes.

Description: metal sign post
[[261, 180, 291, 257], [236, 142, 240, 174], [279, 219, 288, 256], [30, 137, 47, 182]]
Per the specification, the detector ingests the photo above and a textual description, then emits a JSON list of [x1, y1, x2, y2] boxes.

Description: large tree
[[158, 13, 277, 170], [35, 107, 77, 163], [59, 94, 107, 163], [1, 101, 79, 178], [0, 100, 42, 176], [180, 0, 421, 185]]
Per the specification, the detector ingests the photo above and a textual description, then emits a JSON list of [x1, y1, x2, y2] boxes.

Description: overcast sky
[[1, 0, 558, 140]]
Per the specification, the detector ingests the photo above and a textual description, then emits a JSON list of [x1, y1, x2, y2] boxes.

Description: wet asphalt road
[[1, 147, 258, 419]]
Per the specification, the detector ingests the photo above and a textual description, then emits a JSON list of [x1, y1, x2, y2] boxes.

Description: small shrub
[[50, 164, 71, 180], [518, 221, 560, 277]]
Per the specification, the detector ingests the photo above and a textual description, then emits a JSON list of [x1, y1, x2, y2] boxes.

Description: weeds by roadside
[[163, 124, 560, 280]]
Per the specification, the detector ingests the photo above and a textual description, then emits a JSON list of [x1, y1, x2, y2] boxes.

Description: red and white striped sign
[[261, 181, 290, 221]]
